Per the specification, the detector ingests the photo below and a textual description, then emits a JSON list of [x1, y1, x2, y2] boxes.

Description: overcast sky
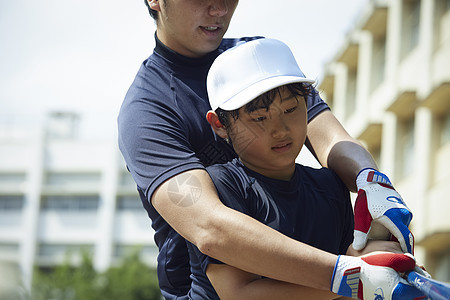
[[0, 0, 368, 138]]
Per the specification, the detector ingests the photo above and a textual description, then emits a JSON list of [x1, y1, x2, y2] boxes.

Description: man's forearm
[[152, 169, 337, 290], [307, 110, 377, 192], [327, 140, 378, 192]]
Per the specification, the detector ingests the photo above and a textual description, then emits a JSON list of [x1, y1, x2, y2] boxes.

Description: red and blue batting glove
[[353, 168, 414, 254], [331, 252, 426, 299]]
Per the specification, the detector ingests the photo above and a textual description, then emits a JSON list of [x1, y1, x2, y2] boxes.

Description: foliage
[[100, 251, 161, 300], [32, 249, 161, 300]]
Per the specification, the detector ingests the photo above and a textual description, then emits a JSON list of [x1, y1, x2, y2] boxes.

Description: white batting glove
[[353, 169, 414, 254], [331, 252, 425, 299]]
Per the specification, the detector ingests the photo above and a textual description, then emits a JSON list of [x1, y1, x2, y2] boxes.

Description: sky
[[0, 0, 368, 139]]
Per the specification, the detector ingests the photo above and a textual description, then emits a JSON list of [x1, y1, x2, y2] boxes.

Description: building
[[1, 0, 449, 294], [318, 0, 450, 280], [0, 112, 158, 291]]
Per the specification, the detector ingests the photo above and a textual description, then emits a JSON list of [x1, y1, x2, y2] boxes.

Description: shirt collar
[[153, 33, 219, 69]]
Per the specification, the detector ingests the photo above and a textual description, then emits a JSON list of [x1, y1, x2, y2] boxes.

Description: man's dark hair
[[216, 82, 313, 128], [144, 0, 159, 20]]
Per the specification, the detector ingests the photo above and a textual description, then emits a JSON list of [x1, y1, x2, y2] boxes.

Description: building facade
[[319, 0, 450, 280], [1, 0, 449, 294], [0, 112, 158, 291]]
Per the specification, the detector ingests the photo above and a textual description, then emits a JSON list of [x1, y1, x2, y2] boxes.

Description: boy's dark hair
[[144, 0, 159, 20], [216, 82, 313, 128]]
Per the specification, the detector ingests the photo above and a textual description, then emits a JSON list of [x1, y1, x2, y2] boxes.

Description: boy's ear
[[148, 0, 160, 11], [206, 111, 228, 139]]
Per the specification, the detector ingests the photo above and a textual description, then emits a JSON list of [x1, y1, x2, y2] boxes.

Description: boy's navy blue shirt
[[188, 159, 354, 299], [118, 35, 330, 299]]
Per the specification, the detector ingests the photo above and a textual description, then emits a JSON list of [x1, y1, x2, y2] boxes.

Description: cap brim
[[218, 75, 316, 111]]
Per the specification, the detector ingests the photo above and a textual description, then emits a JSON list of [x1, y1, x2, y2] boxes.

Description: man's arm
[[206, 263, 344, 300], [153, 169, 421, 299], [306, 110, 377, 192], [152, 168, 337, 290], [306, 110, 415, 254]]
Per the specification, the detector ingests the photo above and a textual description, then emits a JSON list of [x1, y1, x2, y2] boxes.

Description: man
[[118, 1, 414, 298]]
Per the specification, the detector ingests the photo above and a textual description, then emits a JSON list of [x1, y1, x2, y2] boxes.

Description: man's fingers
[[377, 212, 414, 254], [353, 189, 372, 250], [353, 230, 369, 251]]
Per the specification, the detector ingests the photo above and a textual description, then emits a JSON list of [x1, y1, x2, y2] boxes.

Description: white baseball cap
[[207, 38, 315, 111]]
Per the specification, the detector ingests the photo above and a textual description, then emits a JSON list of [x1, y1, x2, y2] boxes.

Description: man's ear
[[148, 0, 160, 11], [206, 111, 228, 139]]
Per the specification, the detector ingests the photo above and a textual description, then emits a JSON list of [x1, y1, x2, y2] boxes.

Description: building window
[[37, 243, 94, 263], [0, 244, 19, 262], [117, 195, 142, 211], [370, 146, 382, 168], [118, 171, 136, 188], [113, 244, 158, 266], [45, 112, 80, 139], [371, 38, 386, 91], [434, 0, 450, 51], [41, 195, 99, 211], [0, 195, 24, 211], [44, 172, 101, 186], [345, 69, 357, 119], [441, 113, 450, 146], [402, 0, 421, 57], [397, 118, 415, 179], [435, 250, 450, 282], [0, 243, 19, 255], [0, 173, 26, 186]]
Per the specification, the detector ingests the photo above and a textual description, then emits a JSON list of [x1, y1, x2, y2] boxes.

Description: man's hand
[[331, 252, 425, 299], [353, 169, 414, 254]]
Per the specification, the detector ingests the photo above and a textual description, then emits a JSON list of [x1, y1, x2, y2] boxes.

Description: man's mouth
[[202, 26, 219, 31]]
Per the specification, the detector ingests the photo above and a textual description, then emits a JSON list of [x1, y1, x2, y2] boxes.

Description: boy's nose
[[271, 117, 289, 139], [209, 0, 229, 17]]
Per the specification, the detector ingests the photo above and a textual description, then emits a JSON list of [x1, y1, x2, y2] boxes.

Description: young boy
[[186, 38, 423, 299]]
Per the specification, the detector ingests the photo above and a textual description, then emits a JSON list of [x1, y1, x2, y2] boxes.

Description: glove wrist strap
[[356, 168, 392, 189], [331, 255, 361, 298]]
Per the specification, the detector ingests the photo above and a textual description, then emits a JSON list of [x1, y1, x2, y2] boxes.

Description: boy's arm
[[306, 110, 414, 254], [206, 263, 345, 300], [152, 168, 337, 290]]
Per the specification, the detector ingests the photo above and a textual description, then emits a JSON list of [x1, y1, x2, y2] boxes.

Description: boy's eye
[[284, 106, 297, 114], [252, 116, 266, 122]]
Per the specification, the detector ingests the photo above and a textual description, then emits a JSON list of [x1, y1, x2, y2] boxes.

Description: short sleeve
[[118, 83, 205, 201], [188, 163, 252, 272], [306, 88, 330, 123]]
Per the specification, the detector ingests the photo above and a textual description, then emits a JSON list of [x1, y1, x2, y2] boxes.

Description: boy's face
[[227, 87, 307, 180], [153, 0, 238, 58]]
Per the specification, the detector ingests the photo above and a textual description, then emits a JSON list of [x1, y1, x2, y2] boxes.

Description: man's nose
[[209, 0, 229, 17]]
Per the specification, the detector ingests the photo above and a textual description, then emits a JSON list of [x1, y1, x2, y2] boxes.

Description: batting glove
[[331, 252, 426, 300], [353, 168, 414, 254]]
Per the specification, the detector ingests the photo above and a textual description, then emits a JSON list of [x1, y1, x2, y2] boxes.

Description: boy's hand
[[347, 240, 402, 257], [353, 169, 414, 254], [331, 252, 426, 299]]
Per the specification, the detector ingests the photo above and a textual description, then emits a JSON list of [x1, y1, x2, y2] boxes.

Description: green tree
[[32, 250, 99, 300], [100, 251, 161, 300], [32, 249, 161, 300]]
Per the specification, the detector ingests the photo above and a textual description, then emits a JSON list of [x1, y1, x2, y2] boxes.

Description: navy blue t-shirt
[[187, 159, 354, 299], [118, 35, 330, 299]]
